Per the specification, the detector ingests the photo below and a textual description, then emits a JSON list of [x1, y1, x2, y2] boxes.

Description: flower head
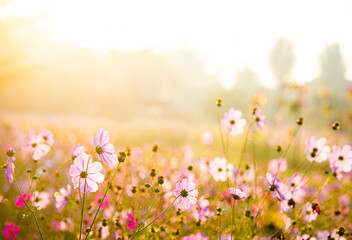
[[201, 131, 213, 145], [328, 145, 352, 173], [55, 185, 71, 209], [93, 128, 118, 169], [25, 130, 51, 160], [305, 136, 330, 163], [253, 108, 266, 129], [15, 192, 30, 208], [221, 108, 247, 136], [3, 223, 19, 240], [228, 188, 247, 200], [263, 172, 286, 200], [209, 157, 233, 182], [94, 193, 111, 209], [126, 213, 136, 231], [71, 144, 85, 160], [33, 191, 50, 209], [69, 153, 105, 193], [41, 128, 54, 146], [174, 178, 198, 209]]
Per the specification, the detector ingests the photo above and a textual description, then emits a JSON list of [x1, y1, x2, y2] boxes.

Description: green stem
[[85, 162, 121, 240], [235, 122, 252, 185], [217, 106, 226, 157], [130, 196, 180, 240], [252, 125, 257, 196], [10, 162, 44, 240]]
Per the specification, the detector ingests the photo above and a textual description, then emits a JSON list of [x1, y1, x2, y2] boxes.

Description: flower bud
[[216, 98, 222, 107], [6, 148, 15, 157], [118, 152, 126, 163], [332, 121, 340, 131], [296, 117, 304, 126]]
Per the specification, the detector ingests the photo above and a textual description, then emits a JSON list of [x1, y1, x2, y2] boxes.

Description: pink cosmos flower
[[96, 222, 110, 239], [25, 130, 51, 160], [71, 144, 85, 160], [228, 188, 247, 200], [209, 157, 233, 182], [174, 178, 198, 209], [93, 128, 118, 169], [201, 131, 213, 145], [183, 233, 209, 240], [94, 193, 111, 209], [268, 158, 287, 173], [302, 203, 319, 222], [263, 172, 286, 200], [296, 235, 316, 240], [69, 153, 105, 193], [41, 128, 54, 146], [221, 108, 247, 136], [192, 196, 214, 223], [328, 145, 352, 173], [33, 191, 50, 209], [253, 108, 266, 129], [55, 185, 71, 209], [3, 223, 19, 240], [126, 213, 136, 231], [15, 192, 30, 208], [305, 136, 330, 163]]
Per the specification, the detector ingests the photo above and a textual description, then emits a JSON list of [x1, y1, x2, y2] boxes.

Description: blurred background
[[0, 0, 352, 128]]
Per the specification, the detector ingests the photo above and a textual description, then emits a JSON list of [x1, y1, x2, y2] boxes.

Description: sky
[[1, 0, 352, 89]]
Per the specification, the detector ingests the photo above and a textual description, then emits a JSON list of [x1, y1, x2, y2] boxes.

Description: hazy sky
[[1, 0, 352, 88]]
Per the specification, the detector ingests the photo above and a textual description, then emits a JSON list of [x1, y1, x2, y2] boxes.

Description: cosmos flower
[[174, 178, 198, 209], [328, 145, 352, 173], [228, 188, 247, 200], [201, 131, 213, 145], [69, 153, 105, 193], [55, 185, 71, 209], [41, 128, 54, 146], [33, 191, 51, 209], [97, 221, 110, 239], [302, 203, 319, 223], [126, 213, 136, 231], [268, 158, 287, 173], [183, 233, 209, 240], [25, 130, 51, 160], [15, 192, 31, 208], [192, 196, 214, 223], [296, 234, 316, 240], [253, 108, 266, 129], [94, 193, 111, 209], [221, 108, 247, 136], [209, 157, 233, 182], [305, 136, 330, 163], [3, 223, 19, 240], [71, 144, 85, 160], [93, 128, 118, 169], [263, 172, 286, 200]]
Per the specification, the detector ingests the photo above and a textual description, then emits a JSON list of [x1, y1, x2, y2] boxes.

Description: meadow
[[1, 99, 352, 240]]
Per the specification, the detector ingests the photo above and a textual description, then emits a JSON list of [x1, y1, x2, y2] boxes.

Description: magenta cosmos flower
[[15, 192, 30, 208], [25, 130, 51, 160], [174, 178, 198, 209], [304, 136, 330, 163], [328, 145, 352, 173], [55, 185, 71, 209], [93, 128, 118, 169], [3, 223, 19, 240], [221, 108, 247, 136], [263, 172, 286, 200], [228, 188, 247, 200], [253, 108, 266, 129], [126, 213, 136, 231], [94, 193, 111, 209], [69, 153, 105, 193]]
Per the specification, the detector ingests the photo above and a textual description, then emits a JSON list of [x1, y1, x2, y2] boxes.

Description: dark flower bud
[[288, 198, 295, 208], [152, 145, 158, 153], [85, 227, 91, 233], [334, 210, 341, 216], [118, 152, 126, 163], [176, 208, 182, 216], [216, 98, 223, 107], [102, 219, 108, 227], [337, 227, 345, 236], [195, 219, 201, 226], [132, 186, 137, 194], [245, 210, 251, 217], [276, 145, 282, 153], [296, 117, 304, 126], [145, 183, 151, 188], [154, 187, 160, 193], [158, 176, 164, 185], [160, 226, 165, 232], [150, 169, 157, 177], [33, 175, 39, 180], [27, 169, 32, 173], [125, 146, 131, 157], [6, 148, 15, 157], [187, 165, 193, 171], [332, 121, 340, 131]]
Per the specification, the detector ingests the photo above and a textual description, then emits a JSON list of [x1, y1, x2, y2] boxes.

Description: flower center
[[43, 136, 47, 140], [269, 185, 277, 191], [80, 171, 88, 178], [338, 155, 344, 161], [232, 194, 239, 200], [255, 117, 260, 122], [180, 189, 188, 198], [96, 146, 103, 154], [230, 120, 235, 125], [218, 168, 223, 172], [31, 143, 37, 148]]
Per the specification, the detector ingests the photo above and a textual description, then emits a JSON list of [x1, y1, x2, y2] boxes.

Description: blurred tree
[[268, 38, 295, 86]]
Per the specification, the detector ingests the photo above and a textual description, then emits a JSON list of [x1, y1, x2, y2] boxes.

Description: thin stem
[[235, 122, 252, 185], [217, 106, 226, 157], [252, 125, 257, 195], [251, 191, 270, 227], [55, 158, 72, 175], [130, 195, 180, 240], [85, 162, 121, 240], [10, 162, 44, 240]]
